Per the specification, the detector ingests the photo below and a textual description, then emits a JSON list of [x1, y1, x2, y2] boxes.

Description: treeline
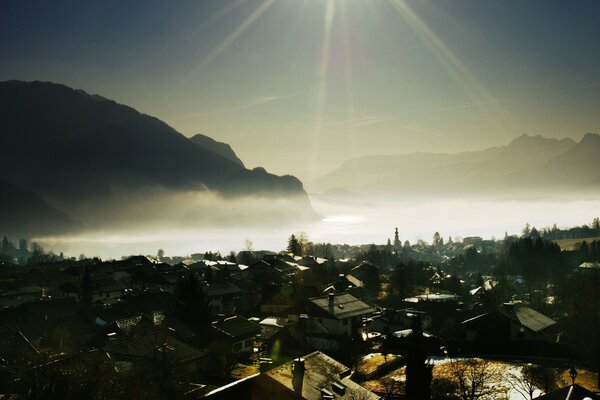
[[0, 236, 65, 265], [532, 217, 600, 240]]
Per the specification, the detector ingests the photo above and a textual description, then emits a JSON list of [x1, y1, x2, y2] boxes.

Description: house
[[265, 315, 354, 359], [211, 315, 261, 354], [259, 316, 285, 339], [204, 373, 303, 399], [403, 292, 461, 333], [204, 282, 242, 315], [301, 292, 374, 337], [265, 351, 380, 400], [535, 384, 599, 399], [371, 308, 432, 334], [0, 285, 43, 308], [462, 302, 557, 343], [130, 271, 177, 293], [55, 278, 128, 305]]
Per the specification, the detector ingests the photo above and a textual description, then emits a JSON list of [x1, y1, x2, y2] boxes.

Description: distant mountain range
[[0, 80, 314, 237], [309, 132, 600, 198]]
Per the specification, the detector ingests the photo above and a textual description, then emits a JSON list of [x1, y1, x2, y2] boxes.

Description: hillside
[[189, 133, 245, 167], [0, 80, 315, 236]]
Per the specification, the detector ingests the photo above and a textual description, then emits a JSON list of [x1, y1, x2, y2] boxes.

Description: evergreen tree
[[175, 273, 211, 341], [287, 234, 300, 256], [405, 317, 432, 400], [433, 232, 442, 247]]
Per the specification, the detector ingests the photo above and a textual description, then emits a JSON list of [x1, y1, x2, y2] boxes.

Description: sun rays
[[388, 0, 517, 133], [307, 0, 336, 181], [167, 0, 276, 101], [167, 0, 520, 172]]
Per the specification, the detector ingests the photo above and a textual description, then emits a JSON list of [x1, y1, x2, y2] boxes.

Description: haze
[[1, 0, 600, 258]]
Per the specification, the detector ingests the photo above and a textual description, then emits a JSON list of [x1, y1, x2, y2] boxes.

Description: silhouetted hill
[[0, 80, 314, 235], [190, 133, 245, 167], [308, 133, 600, 197]]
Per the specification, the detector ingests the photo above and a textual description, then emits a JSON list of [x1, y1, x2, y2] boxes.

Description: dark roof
[[205, 282, 242, 297], [535, 384, 599, 399], [308, 292, 374, 320], [205, 373, 303, 399], [18, 298, 79, 319], [498, 302, 556, 333], [266, 351, 380, 400], [0, 285, 43, 297], [57, 278, 127, 294], [121, 291, 178, 313], [92, 301, 140, 325], [212, 315, 261, 340]]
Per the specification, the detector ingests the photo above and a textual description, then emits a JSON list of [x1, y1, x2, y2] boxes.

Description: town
[[1, 220, 599, 399]]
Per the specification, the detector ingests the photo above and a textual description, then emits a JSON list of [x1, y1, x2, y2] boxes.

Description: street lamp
[[569, 366, 577, 385]]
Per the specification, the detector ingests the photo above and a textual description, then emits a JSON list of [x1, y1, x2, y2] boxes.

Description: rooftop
[[308, 292, 374, 320], [266, 351, 380, 400], [499, 302, 556, 333], [212, 315, 261, 340]]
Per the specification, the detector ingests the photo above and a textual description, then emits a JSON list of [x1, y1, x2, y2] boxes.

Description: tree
[[287, 234, 300, 256], [405, 317, 433, 399], [391, 262, 407, 298], [244, 239, 254, 252], [506, 364, 558, 400], [297, 232, 311, 255], [433, 232, 442, 247], [447, 358, 501, 400], [175, 273, 211, 341], [522, 223, 531, 238], [157, 249, 165, 260], [1, 237, 15, 254], [363, 262, 381, 293]]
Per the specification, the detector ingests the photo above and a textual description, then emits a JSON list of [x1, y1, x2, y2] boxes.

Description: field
[[552, 236, 600, 250]]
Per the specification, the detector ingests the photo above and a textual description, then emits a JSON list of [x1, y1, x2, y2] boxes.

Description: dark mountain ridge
[[189, 133, 245, 167], [0, 80, 314, 236]]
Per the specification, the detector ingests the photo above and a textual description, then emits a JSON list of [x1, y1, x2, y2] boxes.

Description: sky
[[2, 0, 600, 181]]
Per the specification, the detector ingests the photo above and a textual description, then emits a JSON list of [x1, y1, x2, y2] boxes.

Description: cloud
[[433, 98, 507, 112], [174, 90, 307, 120], [326, 112, 388, 128]]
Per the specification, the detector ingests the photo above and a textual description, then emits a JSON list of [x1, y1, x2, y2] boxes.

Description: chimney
[[298, 314, 308, 331], [328, 292, 335, 312], [292, 358, 305, 393], [259, 357, 273, 373]]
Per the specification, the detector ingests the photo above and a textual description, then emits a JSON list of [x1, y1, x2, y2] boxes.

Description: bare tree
[[447, 358, 503, 400], [507, 364, 562, 399], [506, 364, 538, 400]]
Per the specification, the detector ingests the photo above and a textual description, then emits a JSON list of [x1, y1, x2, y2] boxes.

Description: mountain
[[189, 133, 245, 167], [308, 133, 600, 198], [0, 80, 315, 236], [0, 179, 74, 237]]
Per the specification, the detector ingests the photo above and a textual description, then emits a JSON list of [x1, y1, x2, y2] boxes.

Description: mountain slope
[[0, 179, 74, 236], [189, 133, 245, 167], [309, 133, 594, 197], [0, 80, 315, 235]]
